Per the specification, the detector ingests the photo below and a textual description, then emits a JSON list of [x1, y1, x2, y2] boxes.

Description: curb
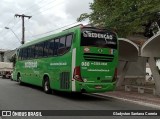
[[94, 93, 160, 110]]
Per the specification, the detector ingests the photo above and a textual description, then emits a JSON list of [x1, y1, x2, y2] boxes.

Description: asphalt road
[[0, 78, 159, 119]]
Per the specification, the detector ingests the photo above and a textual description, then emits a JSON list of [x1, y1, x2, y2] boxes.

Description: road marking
[[94, 93, 160, 109]]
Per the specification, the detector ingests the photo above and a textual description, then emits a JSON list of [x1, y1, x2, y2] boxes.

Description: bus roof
[[19, 24, 82, 49], [18, 24, 116, 49]]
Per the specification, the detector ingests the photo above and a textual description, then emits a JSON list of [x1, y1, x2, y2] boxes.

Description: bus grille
[[83, 53, 114, 62], [60, 72, 70, 89]]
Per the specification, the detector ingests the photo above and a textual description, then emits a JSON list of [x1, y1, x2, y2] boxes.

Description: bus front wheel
[[43, 77, 51, 94]]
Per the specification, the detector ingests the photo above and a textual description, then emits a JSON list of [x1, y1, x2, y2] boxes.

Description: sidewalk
[[96, 89, 160, 109]]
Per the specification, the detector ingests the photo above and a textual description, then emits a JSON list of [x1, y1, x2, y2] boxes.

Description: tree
[[9, 54, 16, 67], [77, 0, 160, 37]]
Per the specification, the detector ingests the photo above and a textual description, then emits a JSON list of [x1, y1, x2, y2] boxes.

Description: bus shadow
[[16, 82, 113, 102], [16, 82, 44, 92], [53, 91, 113, 101]]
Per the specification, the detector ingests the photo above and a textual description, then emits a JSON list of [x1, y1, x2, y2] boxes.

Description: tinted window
[[66, 35, 72, 47], [35, 43, 44, 58], [59, 36, 66, 48], [81, 29, 117, 49], [54, 39, 59, 55], [18, 49, 22, 60], [44, 41, 49, 57], [28, 46, 35, 59], [48, 40, 54, 56], [18, 34, 73, 60], [23, 48, 28, 60]]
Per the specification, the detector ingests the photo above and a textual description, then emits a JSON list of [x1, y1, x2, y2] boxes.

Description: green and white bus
[[13, 24, 118, 93]]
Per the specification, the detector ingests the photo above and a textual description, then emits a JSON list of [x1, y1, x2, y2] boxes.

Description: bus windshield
[[81, 28, 117, 49]]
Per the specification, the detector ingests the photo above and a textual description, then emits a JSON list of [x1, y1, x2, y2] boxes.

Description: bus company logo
[[25, 61, 37, 68], [83, 31, 113, 40], [84, 47, 90, 52], [98, 49, 103, 53]]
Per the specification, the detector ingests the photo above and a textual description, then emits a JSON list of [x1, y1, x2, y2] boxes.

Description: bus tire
[[43, 77, 51, 94], [17, 73, 23, 85]]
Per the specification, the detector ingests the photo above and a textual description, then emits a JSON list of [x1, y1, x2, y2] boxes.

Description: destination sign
[[81, 28, 117, 49], [83, 31, 113, 40]]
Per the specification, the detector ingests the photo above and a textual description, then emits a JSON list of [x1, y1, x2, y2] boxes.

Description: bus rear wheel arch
[[43, 75, 52, 94], [17, 73, 23, 85], [17, 73, 21, 82]]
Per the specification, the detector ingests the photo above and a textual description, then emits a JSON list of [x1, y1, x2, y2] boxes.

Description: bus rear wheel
[[17, 73, 23, 85], [43, 77, 51, 94]]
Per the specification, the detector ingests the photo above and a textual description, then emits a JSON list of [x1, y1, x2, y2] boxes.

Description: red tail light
[[112, 68, 117, 82], [73, 66, 83, 82]]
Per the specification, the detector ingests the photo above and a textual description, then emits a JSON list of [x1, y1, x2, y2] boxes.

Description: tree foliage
[[77, 0, 160, 37], [9, 54, 16, 67]]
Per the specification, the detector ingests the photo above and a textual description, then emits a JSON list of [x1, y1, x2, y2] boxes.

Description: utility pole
[[15, 14, 32, 44]]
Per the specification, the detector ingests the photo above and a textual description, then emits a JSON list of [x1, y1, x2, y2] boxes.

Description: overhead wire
[[5, 0, 62, 43], [2, 21, 21, 42], [31, 2, 64, 17], [22, 0, 46, 14], [2, 31, 21, 47], [1, 20, 22, 50], [0, 0, 48, 41], [2, 0, 66, 38], [0, 0, 48, 50], [1, 0, 82, 50], [0, 18, 15, 36], [27, 22, 79, 39], [0, 16, 21, 48], [25, 0, 58, 15]]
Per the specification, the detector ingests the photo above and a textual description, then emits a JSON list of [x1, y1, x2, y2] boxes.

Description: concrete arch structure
[[119, 38, 139, 61], [141, 31, 160, 96], [117, 38, 143, 87], [141, 31, 160, 57]]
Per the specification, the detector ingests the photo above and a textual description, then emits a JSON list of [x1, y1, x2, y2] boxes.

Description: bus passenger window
[[39, 43, 44, 57], [23, 48, 28, 60], [18, 49, 22, 60], [54, 39, 60, 56], [35, 43, 44, 58], [31, 45, 35, 58], [58, 36, 67, 55], [48, 40, 54, 56], [66, 35, 72, 49], [28, 46, 35, 59], [60, 37, 65, 48], [27, 47, 31, 59], [44, 42, 49, 57]]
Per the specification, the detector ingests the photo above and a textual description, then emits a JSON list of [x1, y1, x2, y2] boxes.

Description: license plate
[[95, 85, 102, 89]]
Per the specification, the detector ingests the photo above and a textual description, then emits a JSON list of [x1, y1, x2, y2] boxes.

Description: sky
[[0, 0, 93, 50]]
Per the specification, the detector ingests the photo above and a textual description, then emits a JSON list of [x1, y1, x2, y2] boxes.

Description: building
[[0, 49, 16, 62]]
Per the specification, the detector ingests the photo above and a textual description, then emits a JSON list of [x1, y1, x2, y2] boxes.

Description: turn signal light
[[73, 66, 83, 82]]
